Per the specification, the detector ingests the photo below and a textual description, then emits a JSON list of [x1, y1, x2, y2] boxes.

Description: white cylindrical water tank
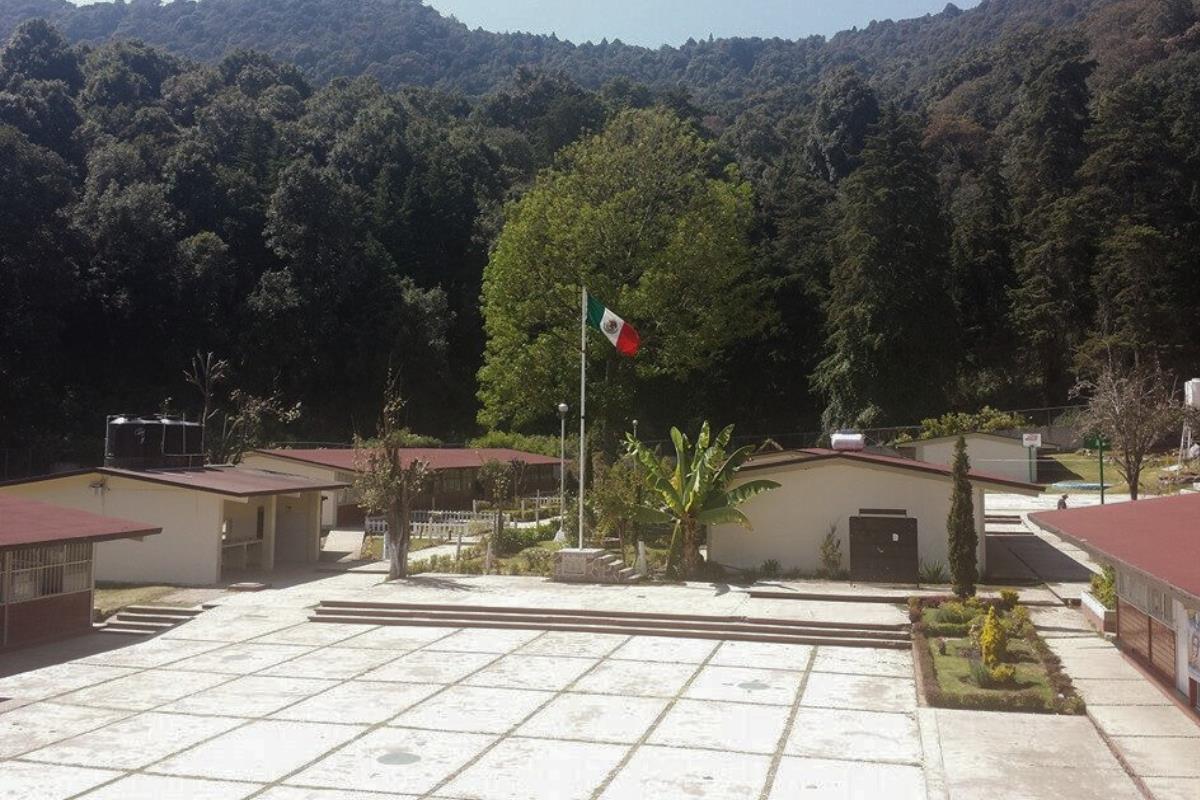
[[830, 431, 865, 451]]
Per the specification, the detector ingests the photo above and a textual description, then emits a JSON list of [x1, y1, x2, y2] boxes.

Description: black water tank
[[105, 415, 205, 469]]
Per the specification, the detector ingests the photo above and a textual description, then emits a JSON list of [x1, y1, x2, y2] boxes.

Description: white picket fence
[[365, 510, 502, 542]]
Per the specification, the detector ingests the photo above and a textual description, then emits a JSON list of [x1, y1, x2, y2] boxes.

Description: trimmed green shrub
[[935, 601, 980, 625], [998, 589, 1020, 610], [1090, 565, 1117, 610]]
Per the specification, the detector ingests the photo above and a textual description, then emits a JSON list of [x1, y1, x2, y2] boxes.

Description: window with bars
[[5, 542, 92, 604]]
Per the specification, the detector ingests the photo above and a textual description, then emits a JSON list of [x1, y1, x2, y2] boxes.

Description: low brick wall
[[1080, 589, 1116, 634]]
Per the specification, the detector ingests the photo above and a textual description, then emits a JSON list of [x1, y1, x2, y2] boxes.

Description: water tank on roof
[[830, 430, 865, 451], [105, 414, 205, 469]]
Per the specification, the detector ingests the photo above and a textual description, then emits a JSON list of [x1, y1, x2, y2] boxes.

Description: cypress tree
[[947, 435, 977, 598]]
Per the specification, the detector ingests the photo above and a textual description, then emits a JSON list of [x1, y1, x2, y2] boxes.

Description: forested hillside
[[2, 0, 1199, 465]]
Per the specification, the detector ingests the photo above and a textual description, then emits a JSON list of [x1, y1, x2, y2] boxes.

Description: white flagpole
[[578, 286, 587, 549]]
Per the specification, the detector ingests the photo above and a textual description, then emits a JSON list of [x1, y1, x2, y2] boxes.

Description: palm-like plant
[[627, 422, 779, 579]]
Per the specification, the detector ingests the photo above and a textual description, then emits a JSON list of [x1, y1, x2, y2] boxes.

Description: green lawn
[[1040, 450, 1178, 495], [930, 637, 1053, 704], [361, 536, 439, 561]]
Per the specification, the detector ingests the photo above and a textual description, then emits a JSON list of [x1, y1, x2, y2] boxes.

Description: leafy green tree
[[0, 19, 81, 90], [477, 459, 513, 506], [804, 66, 880, 183], [477, 108, 763, 436], [947, 436, 977, 598], [814, 106, 957, 428], [626, 422, 779, 579], [588, 452, 641, 560]]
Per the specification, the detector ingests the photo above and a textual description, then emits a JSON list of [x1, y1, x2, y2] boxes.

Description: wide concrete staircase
[[308, 600, 911, 649], [98, 605, 204, 636]]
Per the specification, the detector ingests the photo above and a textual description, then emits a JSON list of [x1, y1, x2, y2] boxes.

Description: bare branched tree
[[184, 351, 300, 464], [184, 352, 229, 455], [353, 375, 431, 579], [1074, 362, 1186, 500]]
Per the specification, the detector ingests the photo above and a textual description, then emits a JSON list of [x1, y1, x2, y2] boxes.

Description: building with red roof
[[0, 466, 346, 586], [1031, 494, 1200, 711], [242, 447, 563, 526], [1, 496, 161, 650], [709, 447, 1043, 582]]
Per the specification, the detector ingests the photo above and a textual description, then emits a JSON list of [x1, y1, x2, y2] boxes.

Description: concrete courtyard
[[0, 572, 1159, 799]]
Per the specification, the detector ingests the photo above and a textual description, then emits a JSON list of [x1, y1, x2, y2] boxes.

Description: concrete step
[[113, 612, 194, 625], [308, 613, 911, 649], [315, 599, 911, 631], [310, 605, 910, 642], [107, 618, 176, 632], [98, 625, 156, 636], [616, 567, 639, 582], [122, 605, 203, 617]]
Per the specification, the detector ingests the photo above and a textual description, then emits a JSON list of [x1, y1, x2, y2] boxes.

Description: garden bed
[[910, 595, 1084, 714]]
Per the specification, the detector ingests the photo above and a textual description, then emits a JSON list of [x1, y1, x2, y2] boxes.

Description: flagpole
[[578, 285, 587, 549]]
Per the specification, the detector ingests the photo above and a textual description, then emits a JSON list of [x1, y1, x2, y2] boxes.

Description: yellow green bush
[[979, 607, 1008, 667], [988, 664, 1016, 685]]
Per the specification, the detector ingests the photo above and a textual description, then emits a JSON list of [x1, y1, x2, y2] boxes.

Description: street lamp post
[[555, 402, 569, 543], [632, 419, 639, 440]]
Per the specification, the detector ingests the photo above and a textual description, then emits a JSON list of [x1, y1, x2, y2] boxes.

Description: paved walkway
[[1043, 631, 1200, 800]]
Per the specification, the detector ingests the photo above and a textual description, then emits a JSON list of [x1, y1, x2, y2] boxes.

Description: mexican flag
[[586, 293, 640, 357]]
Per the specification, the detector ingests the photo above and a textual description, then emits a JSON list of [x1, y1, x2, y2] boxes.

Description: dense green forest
[[1, 0, 1199, 466]]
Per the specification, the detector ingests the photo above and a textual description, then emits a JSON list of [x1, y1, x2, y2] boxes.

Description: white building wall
[[913, 436, 1036, 483], [276, 491, 321, 562], [709, 461, 987, 576], [0, 473, 223, 585], [238, 453, 344, 528], [1174, 598, 1192, 695]]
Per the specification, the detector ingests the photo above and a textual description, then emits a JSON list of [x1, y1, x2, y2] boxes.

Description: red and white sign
[[1022, 433, 1042, 448]]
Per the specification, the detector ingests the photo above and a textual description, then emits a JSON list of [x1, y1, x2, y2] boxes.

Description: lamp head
[[557, 402, 569, 416]]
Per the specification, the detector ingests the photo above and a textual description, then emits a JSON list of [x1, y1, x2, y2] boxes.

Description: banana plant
[[626, 422, 779, 579]]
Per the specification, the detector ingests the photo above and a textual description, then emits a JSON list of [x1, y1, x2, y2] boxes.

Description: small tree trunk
[[665, 522, 684, 579], [681, 517, 703, 579], [387, 507, 404, 580], [1127, 460, 1141, 500]]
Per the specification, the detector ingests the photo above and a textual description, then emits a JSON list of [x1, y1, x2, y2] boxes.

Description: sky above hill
[[426, 0, 983, 47]]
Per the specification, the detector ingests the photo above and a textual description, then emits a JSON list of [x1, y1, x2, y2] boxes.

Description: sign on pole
[[1022, 433, 1042, 448]]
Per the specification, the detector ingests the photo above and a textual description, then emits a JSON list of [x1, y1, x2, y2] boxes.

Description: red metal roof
[[0, 466, 348, 498], [739, 447, 1043, 492], [0, 495, 161, 549], [1031, 493, 1200, 603], [97, 466, 348, 497], [255, 447, 561, 473]]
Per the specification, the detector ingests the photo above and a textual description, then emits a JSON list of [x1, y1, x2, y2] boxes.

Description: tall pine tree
[[814, 105, 958, 428]]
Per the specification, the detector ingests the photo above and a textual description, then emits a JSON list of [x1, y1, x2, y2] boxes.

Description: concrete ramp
[[320, 529, 365, 562]]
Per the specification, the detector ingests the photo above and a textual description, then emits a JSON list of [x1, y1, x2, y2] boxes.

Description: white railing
[[366, 510, 502, 542]]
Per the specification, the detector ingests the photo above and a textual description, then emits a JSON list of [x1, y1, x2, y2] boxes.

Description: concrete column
[[308, 491, 321, 563], [264, 495, 277, 571]]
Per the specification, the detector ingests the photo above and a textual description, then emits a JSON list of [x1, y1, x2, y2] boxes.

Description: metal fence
[[4, 542, 92, 604]]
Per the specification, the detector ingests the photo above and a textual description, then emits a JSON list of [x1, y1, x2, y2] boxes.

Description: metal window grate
[[8, 542, 92, 603]]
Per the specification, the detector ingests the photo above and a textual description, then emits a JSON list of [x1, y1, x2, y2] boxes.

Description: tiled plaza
[[0, 572, 1162, 799]]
